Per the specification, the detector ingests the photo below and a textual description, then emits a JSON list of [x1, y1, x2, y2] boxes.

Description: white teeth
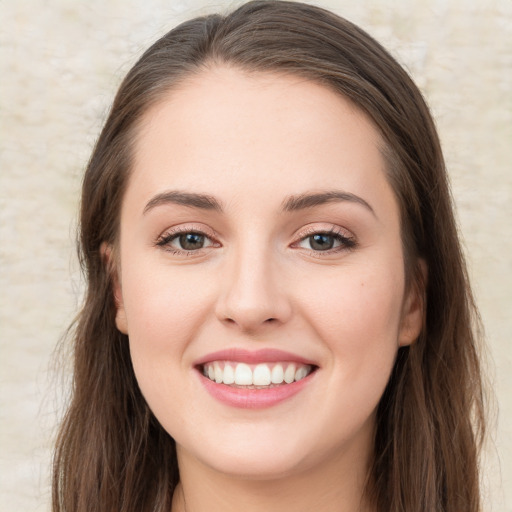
[[214, 362, 223, 384], [253, 364, 271, 386], [271, 364, 284, 384], [203, 361, 313, 387], [294, 366, 308, 381], [223, 363, 235, 384], [234, 363, 253, 385], [284, 363, 296, 384]]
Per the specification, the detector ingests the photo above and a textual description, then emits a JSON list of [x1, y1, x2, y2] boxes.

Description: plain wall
[[1, 0, 511, 510]]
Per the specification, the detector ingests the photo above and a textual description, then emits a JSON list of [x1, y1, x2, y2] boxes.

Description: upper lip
[[193, 348, 318, 367]]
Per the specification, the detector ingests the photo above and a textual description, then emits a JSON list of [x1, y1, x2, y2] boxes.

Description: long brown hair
[[53, 1, 486, 510]]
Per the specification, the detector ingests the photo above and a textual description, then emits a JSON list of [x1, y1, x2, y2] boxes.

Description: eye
[[304, 233, 338, 251], [175, 232, 208, 250], [295, 228, 356, 253], [156, 229, 216, 253]]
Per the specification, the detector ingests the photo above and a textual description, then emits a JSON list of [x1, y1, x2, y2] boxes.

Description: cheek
[[122, 259, 213, 344], [120, 273, 214, 435], [119, 260, 215, 401], [299, 259, 405, 376]]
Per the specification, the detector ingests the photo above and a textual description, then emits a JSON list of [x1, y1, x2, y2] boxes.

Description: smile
[[202, 361, 314, 387], [195, 349, 318, 409]]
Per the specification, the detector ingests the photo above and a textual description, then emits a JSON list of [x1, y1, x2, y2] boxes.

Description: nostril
[[222, 316, 278, 327]]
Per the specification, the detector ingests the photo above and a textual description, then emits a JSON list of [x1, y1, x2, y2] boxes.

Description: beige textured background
[[1, 1, 511, 511]]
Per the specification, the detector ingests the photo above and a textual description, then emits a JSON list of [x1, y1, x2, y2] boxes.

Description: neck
[[171, 442, 373, 512]]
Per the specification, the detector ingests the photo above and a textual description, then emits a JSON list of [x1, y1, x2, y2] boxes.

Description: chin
[[200, 447, 308, 481], [176, 425, 316, 480]]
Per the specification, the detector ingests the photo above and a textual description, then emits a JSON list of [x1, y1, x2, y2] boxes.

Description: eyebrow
[[143, 190, 223, 214], [281, 190, 376, 217], [143, 189, 375, 217]]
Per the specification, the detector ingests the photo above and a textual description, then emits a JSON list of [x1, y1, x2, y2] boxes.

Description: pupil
[[180, 233, 204, 250], [310, 234, 334, 251]]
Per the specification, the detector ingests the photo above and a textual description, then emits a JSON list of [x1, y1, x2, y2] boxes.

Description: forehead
[[135, 66, 382, 154], [127, 66, 397, 219]]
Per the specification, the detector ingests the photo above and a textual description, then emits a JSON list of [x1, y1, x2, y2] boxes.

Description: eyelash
[[291, 226, 357, 256], [155, 226, 219, 255], [155, 225, 356, 256]]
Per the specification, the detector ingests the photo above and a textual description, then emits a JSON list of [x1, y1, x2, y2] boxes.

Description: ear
[[398, 259, 427, 347], [100, 242, 128, 335]]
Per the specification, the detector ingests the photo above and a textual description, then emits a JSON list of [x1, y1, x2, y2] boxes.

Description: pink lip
[[193, 348, 317, 366], [197, 370, 316, 409]]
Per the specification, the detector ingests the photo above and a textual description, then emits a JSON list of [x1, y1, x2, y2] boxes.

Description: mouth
[[199, 361, 316, 388], [194, 349, 318, 408]]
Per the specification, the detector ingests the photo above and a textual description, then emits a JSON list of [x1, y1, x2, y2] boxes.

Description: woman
[[53, 1, 486, 511]]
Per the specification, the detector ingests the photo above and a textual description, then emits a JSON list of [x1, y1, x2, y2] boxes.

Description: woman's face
[[113, 67, 423, 479]]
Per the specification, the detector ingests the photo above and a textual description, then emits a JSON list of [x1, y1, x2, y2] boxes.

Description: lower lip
[[198, 371, 315, 409]]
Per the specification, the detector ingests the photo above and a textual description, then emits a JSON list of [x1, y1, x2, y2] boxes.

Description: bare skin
[[112, 66, 424, 512]]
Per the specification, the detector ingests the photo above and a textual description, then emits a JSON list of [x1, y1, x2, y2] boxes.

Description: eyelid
[[154, 222, 356, 256], [155, 224, 221, 253], [291, 224, 357, 254]]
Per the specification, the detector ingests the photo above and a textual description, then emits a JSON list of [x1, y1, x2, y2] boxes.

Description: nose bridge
[[216, 234, 291, 331]]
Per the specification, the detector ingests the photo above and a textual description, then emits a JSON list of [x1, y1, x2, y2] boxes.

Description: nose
[[215, 246, 293, 334]]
